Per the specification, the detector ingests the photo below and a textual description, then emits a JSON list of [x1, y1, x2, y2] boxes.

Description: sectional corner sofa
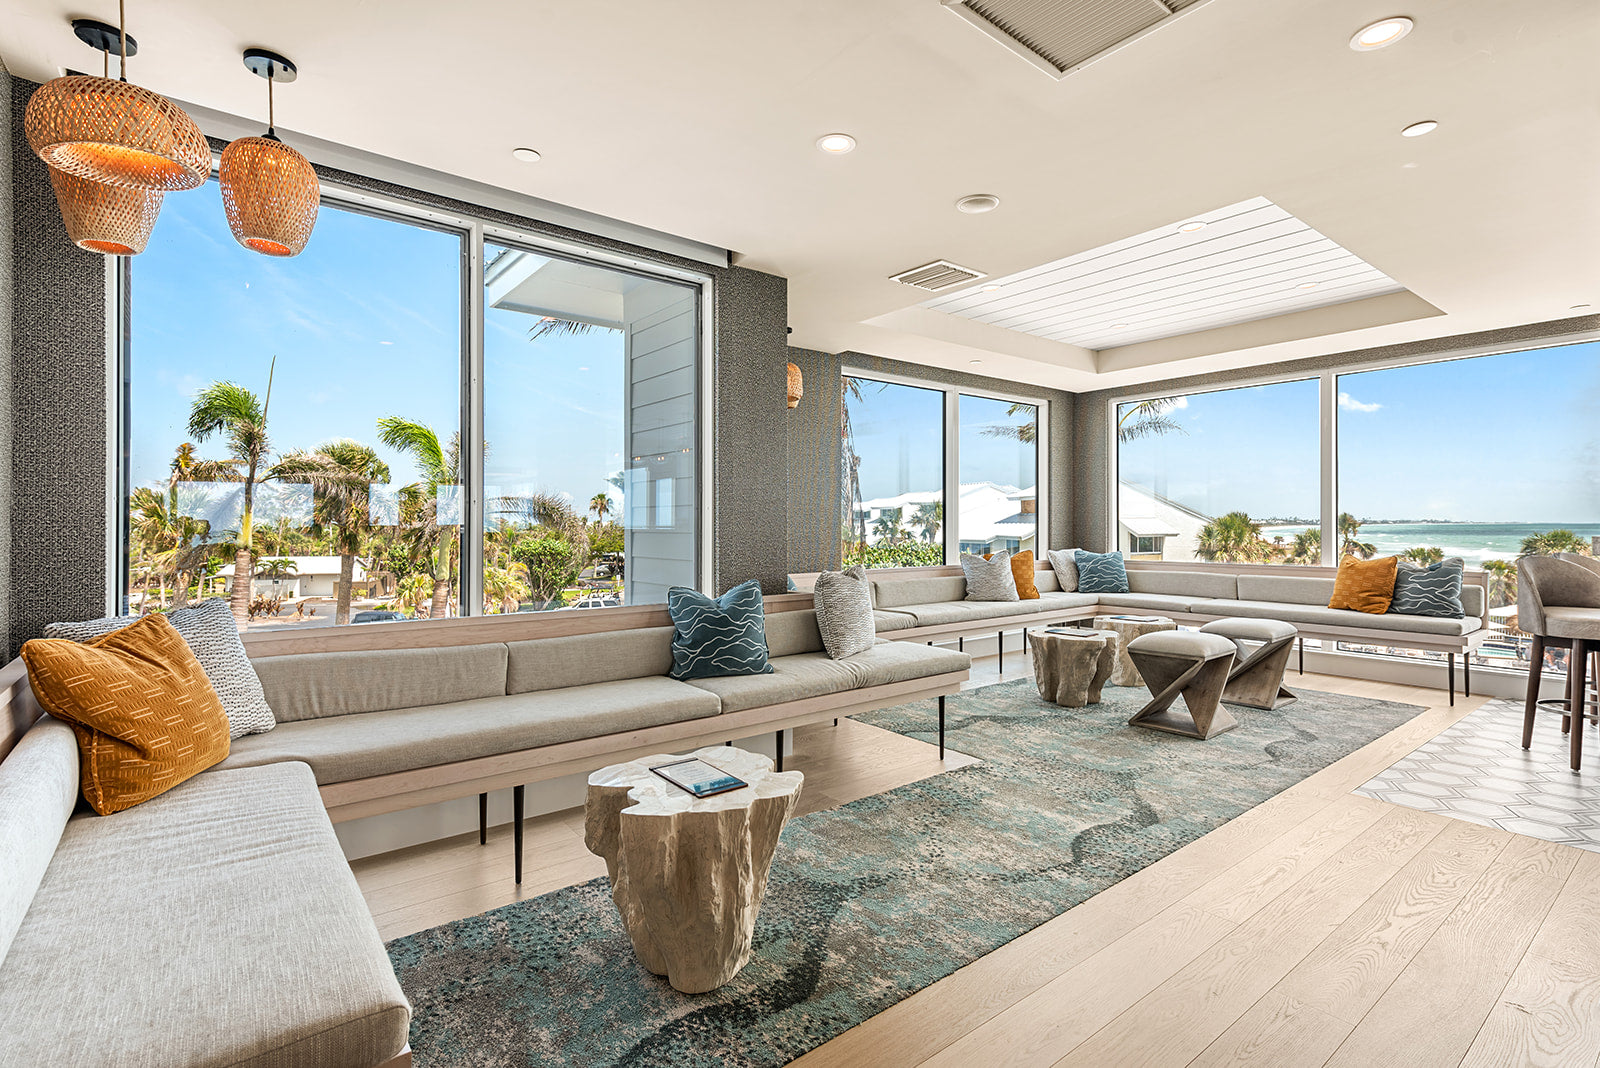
[[0, 596, 968, 1066], [795, 558, 1490, 704]]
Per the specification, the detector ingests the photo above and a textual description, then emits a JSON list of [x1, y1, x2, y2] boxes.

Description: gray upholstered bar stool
[[1518, 556, 1600, 770]]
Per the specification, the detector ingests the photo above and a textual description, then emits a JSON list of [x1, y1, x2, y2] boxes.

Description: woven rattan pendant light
[[48, 166, 163, 255], [24, 3, 209, 192], [219, 49, 319, 257], [786, 362, 804, 409]]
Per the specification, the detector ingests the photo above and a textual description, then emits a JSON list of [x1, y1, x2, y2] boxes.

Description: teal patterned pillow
[[1389, 557, 1465, 618], [667, 580, 775, 680], [1074, 549, 1130, 594]]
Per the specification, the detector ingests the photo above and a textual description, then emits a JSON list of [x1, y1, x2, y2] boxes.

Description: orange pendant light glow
[[24, 8, 208, 191], [219, 49, 318, 257], [47, 165, 163, 255], [786, 362, 804, 409]]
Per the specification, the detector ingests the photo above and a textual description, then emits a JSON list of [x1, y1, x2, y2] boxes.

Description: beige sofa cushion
[[1237, 574, 1336, 606], [874, 610, 919, 632], [1187, 598, 1481, 636], [506, 627, 673, 694], [845, 640, 971, 688], [1128, 569, 1238, 600], [255, 643, 509, 722], [218, 677, 721, 783], [872, 575, 966, 609], [0, 717, 78, 972], [0, 762, 408, 1068], [685, 641, 971, 713], [1096, 593, 1203, 614], [891, 599, 1067, 627], [763, 609, 827, 658]]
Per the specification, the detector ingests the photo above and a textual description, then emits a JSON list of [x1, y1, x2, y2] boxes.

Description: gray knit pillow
[[961, 552, 1020, 602], [812, 566, 876, 660], [1046, 548, 1082, 592], [44, 599, 276, 737]]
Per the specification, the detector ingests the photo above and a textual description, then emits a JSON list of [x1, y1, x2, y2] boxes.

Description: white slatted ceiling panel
[[961, 0, 1166, 72], [921, 197, 1404, 350]]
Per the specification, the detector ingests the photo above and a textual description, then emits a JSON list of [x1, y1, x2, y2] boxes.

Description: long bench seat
[[795, 559, 1491, 704]]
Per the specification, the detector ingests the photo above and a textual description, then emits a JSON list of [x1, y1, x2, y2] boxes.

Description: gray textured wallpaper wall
[[839, 351, 1075, 559], [1068, 316, 1600, 551], [0, 74, 13, 654], [4, 72, 111, 658], [784, 346, 842, 575]]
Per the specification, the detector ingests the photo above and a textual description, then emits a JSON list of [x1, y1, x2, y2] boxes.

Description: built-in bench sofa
[[0, 596, 968, 1068], [795, 559, 1490, 705]]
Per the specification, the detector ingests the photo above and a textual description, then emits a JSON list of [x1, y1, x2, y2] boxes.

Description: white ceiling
[[2, 0, 1596, 392], [921, 196, 1406, 349]]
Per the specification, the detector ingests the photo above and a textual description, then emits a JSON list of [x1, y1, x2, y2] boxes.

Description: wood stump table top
[[1031, 629, 1118, 707], [1092, 615, 1177, 687], [584, 746, 803, 993]]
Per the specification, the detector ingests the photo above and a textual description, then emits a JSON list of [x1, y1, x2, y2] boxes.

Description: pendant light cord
[[267, 69, 276, 136], [118, 0, 128, 82]]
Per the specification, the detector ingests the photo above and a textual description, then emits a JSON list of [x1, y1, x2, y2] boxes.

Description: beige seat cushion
[[874, 610, 919, 632], [684, 652, 863, 713], [892, 598, 1080, 627], [842, 640, 971, 688], [1095, 593, 1198, 614], [0, 762, 408, 1068], [1543, 606, 1600, 641], [218, 677, 721, 783], [1186, 598, 1481, 636]]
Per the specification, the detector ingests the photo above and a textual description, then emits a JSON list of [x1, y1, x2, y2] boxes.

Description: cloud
[[1338, 392, 1382, 413], [1170, 396, 1189, 409]]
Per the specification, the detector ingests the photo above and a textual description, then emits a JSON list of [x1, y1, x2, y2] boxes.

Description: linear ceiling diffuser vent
[[943, 0, 1209, 79], [891, 259, 986, 291]]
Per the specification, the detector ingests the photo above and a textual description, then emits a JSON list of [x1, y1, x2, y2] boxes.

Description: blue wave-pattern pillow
[[667, 580, 776, 680], [1074, 549, 1130, 594], [1389, 557, 1465, 618]]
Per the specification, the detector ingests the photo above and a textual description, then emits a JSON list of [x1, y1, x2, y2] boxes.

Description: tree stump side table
[[1031, 629, 1119, 707], [583, 745, 803, 994], [1092, 615, 1177, 687]]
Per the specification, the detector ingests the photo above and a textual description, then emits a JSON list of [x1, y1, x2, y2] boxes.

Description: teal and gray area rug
[[387, 678, 1423, 1067]]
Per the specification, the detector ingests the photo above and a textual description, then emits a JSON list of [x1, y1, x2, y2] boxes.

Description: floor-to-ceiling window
[[1116, 379, 1321, 564], [1336, 341, 1600, 672], [841, 377, 945, 568], [958, 396, 1038, 557], [121, 180, 705, 630]]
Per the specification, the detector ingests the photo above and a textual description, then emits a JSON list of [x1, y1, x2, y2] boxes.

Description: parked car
[[351, 610, 407, 624]]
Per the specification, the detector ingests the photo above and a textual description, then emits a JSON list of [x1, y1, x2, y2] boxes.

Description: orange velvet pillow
[[984, 550, 1039, 599], [1329, 555, 1399, 614], [20, 613, 231, 815]]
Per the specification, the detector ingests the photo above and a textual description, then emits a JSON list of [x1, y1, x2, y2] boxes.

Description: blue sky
[[847, 378, 1037, 500], [1118, 341, 1600, 523], [131, 188, 628, 517]]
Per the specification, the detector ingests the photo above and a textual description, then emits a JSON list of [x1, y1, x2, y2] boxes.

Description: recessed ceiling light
[[816, 133, 856, 154], [1574, 304, 1593, 311], [1296, 281, 1320, 289], [1350, 16, 1414, 51], [1110, 323, 1131, 329], [956, 193, 1001, 214], [1400, 120, 1438, 137], [969, 359, 983, 365], [511, 147, 541, 163], [1177, 220, 1207, 234], [981, 284, 1001, 291]]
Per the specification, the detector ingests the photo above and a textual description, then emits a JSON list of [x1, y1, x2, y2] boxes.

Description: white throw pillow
[[1047, 548, 1082, 593], [811, 565, 877, 660], [961, 552, 1020, 602], [44, 599, 276, 738]]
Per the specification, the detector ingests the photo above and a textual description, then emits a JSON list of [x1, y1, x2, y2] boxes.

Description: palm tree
[[872, 507, 907, 545], [1482, 559, 1518, 608], [913, 500, 943, 542], [1338, 513, 1377, 559], [394, 572, 434, 617], [1196, 511, 1272, 563], [1284, 527, 1322, 565], [1401, 546, 1445, 566], [1118, 398, 1188, 442], [378, 416, 461, 620], [528, 317, 616, 342], [273, 440, 391, 625], [841, 377, 867, 553], [493, 491, 590, 562], [979, 402, 1038, 445], [255, 558, 298, 600], [1519, 529, 1592, 557], [589, 492, 612, 524], [187, 361, 276, 623], [482, 561, 531, 614]]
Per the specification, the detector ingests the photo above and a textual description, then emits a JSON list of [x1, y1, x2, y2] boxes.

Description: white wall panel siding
[[923, 197, 1403, 350]]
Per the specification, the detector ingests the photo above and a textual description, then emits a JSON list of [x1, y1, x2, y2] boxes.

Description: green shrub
[[843, 542, 946, 569]]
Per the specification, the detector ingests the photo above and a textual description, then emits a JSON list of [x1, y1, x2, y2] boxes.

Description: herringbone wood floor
[[351, 654, 1600, 1067]]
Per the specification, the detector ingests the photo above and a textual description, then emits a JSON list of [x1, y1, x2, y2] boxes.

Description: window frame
[[842, 367, 1049, 565], [110, 172, 715, 620]]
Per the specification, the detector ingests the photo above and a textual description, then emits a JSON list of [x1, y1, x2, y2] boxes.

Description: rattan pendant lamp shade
[[24, 5, 209, 191], [219, 49, 318, 257], [786, 362, 804, 408], [48, 166, 163, 255]]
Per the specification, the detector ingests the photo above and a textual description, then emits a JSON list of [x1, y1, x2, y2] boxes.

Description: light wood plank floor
[[351, 653, 1600, 1067]]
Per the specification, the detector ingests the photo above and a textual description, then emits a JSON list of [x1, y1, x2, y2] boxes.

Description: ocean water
[[1258, 523, 1600, 567]]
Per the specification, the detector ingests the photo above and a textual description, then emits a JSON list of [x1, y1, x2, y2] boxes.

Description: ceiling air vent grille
[[943, 0, 1212, 78], [891, 259, 986, 291]]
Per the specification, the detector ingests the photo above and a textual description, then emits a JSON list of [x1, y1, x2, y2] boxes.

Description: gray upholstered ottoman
[[1199, 617, 1299, 710], [1126, 630, 1238, 740]]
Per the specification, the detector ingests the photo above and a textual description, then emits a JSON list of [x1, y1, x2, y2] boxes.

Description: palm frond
[[377, 417, 450, 482]]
